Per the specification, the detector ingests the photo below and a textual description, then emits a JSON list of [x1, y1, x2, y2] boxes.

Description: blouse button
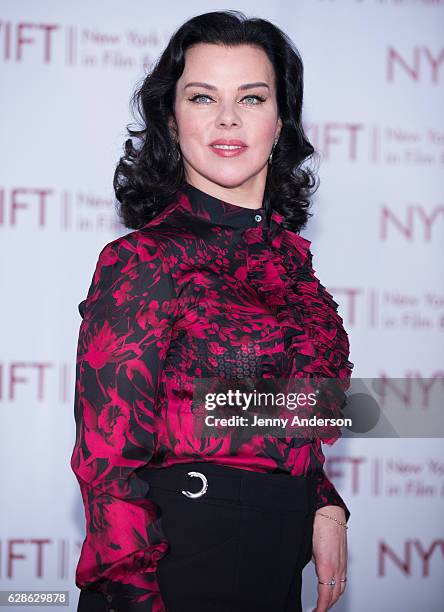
[[254, 214, 262, 222]]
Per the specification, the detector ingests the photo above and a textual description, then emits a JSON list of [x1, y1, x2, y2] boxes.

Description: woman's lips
[[209, 145, 248, 157]]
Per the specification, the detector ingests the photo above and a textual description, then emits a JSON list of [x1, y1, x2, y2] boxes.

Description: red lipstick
[[209, 139, 248, 158]]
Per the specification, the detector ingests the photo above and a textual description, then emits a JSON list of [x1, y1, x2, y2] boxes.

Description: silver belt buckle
[[181, 471, 208, 498]]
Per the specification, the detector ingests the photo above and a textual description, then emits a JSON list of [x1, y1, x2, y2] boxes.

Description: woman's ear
[[168, 116, 178, 142], [275, 117, 283, 141]]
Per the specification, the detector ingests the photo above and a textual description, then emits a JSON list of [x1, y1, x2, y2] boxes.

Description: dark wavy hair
[[113, 10, 319, 233]]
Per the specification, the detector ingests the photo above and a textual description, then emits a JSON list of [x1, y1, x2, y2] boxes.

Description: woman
[[71, 10, 353, 612]]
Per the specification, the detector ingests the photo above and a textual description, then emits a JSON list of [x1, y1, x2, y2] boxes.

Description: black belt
[[139, 461, 317, 515]]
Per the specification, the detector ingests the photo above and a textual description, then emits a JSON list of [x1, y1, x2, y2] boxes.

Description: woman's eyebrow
[[184, 81, 270, 91]]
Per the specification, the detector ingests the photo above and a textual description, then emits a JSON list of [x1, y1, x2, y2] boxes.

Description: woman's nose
[[215, 102, 242, 127]]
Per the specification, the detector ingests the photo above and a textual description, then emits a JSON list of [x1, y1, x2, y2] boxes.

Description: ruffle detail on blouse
[[244, 212, 354, 442], [78, 299, 86, 319]]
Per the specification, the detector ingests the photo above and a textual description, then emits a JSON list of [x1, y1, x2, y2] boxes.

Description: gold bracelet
[[316, 512, 348, 529]]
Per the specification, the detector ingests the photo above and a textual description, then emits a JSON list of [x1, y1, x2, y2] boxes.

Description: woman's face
[[171, 43, 282, 194]]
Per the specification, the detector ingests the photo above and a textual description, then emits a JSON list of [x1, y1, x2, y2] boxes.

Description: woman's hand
[[311, 506, 348, 611]]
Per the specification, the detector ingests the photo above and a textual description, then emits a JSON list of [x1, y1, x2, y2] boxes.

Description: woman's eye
[[241, 95, 266, 105], [188, 94, 213, 104]]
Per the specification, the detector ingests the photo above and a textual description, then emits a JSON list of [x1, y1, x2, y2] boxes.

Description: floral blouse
[[70, 181, 354, 610]]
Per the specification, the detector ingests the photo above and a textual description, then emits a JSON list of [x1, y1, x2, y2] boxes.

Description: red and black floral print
[[70, 181, 354, 610]]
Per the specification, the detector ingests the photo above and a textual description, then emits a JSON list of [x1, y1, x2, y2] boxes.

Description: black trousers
[[77, 462, 317, 612]]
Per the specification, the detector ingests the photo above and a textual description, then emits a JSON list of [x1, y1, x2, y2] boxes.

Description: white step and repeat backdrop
[[1, 1, 443, 611]]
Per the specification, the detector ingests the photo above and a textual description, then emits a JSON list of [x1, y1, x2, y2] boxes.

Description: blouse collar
[[179, 181, 269, 230]]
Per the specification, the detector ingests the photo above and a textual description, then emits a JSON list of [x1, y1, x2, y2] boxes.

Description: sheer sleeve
[[70, 235, 178, 610], [307, 269, 353, 525], [314, 468, 350, 523]]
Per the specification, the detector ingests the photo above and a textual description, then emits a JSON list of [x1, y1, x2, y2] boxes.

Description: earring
[[268, 139, 278, 164], [168, 142, 181, 162]]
